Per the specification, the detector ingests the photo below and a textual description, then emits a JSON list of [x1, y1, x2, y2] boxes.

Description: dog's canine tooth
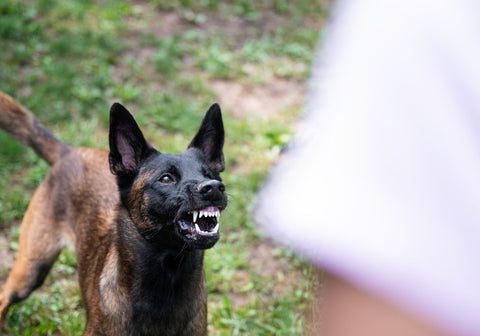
[[192, 211, 198, 223], [199, 210, 205, 219]]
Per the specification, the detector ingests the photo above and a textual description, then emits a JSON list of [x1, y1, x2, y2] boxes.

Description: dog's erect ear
[[109, 103, 154, 176], [188, 103, 225, 173]]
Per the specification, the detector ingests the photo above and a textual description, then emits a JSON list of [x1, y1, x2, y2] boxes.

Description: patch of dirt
[[211, 78, 305, 120], [127, 1, 305, 43], [224, 269, 254, 309], [113, 2, 191, 84], [116, 2, 313, 118], [226, 239, 307, 309], [249, 239, 304, 297], [127, 6, 187, 40]]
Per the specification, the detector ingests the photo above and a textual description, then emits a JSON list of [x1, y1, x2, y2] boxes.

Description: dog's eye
[[159, 175, 175, 184]]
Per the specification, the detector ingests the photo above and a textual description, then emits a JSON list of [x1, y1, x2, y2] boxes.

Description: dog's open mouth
[[178, 206, 221, 238]]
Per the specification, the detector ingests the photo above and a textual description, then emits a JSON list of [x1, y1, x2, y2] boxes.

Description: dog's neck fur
[[109, 208, 207, 335]]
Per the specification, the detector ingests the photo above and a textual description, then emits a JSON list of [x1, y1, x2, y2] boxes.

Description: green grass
[[0, 0, 327, 334]]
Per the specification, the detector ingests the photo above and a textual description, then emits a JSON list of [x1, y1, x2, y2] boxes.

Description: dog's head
[[108, 103, 227, 250]]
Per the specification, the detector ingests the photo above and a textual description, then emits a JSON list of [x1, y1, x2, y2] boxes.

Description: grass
[[0, 0, 327, 334]]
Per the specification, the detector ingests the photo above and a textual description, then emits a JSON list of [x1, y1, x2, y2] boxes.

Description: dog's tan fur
[[0, 96, 119, 324]]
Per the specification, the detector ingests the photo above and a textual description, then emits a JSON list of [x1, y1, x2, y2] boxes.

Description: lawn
[[0, 0, 328, 334]]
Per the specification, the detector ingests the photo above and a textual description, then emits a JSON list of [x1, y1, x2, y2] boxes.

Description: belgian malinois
[[0, 91, 227, 335]]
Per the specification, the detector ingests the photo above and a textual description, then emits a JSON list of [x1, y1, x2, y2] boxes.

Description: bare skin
[[309, 272, 446, 336]]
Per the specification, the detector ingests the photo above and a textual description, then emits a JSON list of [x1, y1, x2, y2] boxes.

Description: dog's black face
[[130, 149, 227, 249], [108, 103, 227, 250]]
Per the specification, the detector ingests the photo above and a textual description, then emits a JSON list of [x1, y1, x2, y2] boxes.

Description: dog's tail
[[0, 91, 70, 165]]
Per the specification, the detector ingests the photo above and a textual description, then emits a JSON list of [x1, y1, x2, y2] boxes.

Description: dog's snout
[[196, 180, 225, 200]]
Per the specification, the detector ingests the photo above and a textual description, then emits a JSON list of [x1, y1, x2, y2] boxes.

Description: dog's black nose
[[196, 180, 225, 200]]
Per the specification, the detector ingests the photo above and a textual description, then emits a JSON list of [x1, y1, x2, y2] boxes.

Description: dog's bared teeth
[[194, 207, 221, 226], [211, 222, 219, 233]]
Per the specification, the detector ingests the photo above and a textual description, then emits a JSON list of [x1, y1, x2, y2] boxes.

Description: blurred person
[[254, 0, 480, 335]]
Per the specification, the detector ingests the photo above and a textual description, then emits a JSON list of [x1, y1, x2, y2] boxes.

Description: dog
[[0, 91, 227, 335]]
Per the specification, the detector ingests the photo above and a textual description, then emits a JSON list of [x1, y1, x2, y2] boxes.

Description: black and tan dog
[[0, 91, 227, 335]]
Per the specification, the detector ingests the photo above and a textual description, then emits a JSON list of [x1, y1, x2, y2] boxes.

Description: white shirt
[[255, 0, 480, 334]]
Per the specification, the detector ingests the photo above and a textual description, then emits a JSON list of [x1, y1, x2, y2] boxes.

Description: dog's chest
[[97, 248, 207, 336]]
